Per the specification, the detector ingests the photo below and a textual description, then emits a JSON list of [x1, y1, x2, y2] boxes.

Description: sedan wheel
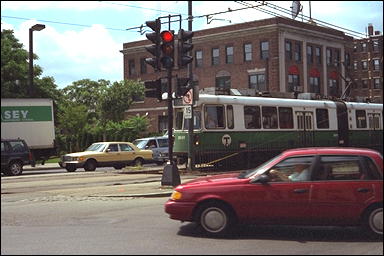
[[134, 158, 143, 167], [198, 202, 234, 235], [365, 206, 383, 237], [65, 165, 76, 172], [84, 160, 97, 171]]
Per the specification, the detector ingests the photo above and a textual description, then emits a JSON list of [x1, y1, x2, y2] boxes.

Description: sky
[[1, 1, 383, 89]]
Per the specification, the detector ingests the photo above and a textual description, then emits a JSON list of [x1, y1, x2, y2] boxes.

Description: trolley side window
[[244, 106, 261, 129], [262, 106, 278, 129], [316, 108, 329, 129], [356, 110, 367, 128], [368, 113, 381, 129], [205, 105, 225, 129], [227, 105, 234, 129], [278, 107, 293, 129]]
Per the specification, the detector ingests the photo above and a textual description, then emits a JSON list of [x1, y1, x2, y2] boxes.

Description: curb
[[89, 191, 173, 198]]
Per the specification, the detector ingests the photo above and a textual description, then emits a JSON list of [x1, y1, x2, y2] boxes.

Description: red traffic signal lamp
[[144, 19, 161, 71], [160, 30, 175, 69], [178, 29, 194, 68]]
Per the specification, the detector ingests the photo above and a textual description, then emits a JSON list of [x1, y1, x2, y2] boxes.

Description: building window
[[140, 58, 147, 74], [260, 41, 269, 60], [226, 46, 234, 64], [212, 48, 219, 66], [244, 43, 252, 62], [372, 40, 379, 52], [215, 76, 231, 91], [373, 78, 381, 89], [158, 116, 168, 133], [328, 79, 338, 96], [315, 47, 321, 64], [373, 59, 380, 70], [128, 59, 135, 76], [361, 42, 367, 52], [354, 61, 358, 70], [362, 79, 368, 88], [309, 77, 320, 93], [288, 74, 300, 92], [307, 45, 313, 64], [362, 61, 368, 70], [326, 49, 332, 65], [294, 42, 301, 62], [345, 53, 351, 66], [195, 50, 203, 68], [353, 44, 358, 52], [334, 50, 340, 67], [286, 41, 292, 60], [249, 74, 266, 91]]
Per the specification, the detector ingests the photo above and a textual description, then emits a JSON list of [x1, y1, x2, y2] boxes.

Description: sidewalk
[[22, 162, 205, 198]]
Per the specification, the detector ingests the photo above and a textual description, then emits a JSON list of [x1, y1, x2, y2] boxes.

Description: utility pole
[[187, 0, 195, 171]]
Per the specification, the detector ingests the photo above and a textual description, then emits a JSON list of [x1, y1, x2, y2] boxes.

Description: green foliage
[[1, 29, 50, 98], [1, 29, 150, 155], [100, 80, 144, 122]]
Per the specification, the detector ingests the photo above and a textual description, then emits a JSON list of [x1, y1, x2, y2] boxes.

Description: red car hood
[[181, 172, 243, 186]]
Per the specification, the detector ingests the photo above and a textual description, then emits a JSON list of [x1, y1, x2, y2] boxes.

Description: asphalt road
[[1, 170, 383, 255]]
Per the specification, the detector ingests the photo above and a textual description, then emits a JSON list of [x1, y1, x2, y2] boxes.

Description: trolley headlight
[[171, 190, 182, 200]]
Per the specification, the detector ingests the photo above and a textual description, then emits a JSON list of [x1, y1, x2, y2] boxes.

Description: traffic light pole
[[167, 68, 174, 163], [187, 0, 195, 171], [161, 67, 181, 187]]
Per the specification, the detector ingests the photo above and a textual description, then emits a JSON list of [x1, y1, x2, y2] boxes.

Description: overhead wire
[[1, 1, 370, 39], [235, 1, 366, 39]]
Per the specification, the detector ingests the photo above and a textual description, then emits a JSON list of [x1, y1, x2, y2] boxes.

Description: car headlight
[[171, 190, 182, 200]]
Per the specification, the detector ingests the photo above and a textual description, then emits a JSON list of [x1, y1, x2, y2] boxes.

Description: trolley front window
[[175, 109, 201, 130], [205, 105, 225, 129]]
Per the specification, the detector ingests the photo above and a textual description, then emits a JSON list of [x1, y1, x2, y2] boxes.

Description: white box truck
[[1, 98, 57, 164]]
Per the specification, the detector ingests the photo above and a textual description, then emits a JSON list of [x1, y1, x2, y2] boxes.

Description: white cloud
[[5, 19, 122, 88]]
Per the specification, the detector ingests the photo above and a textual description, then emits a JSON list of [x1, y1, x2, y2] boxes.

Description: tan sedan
[[59, 142, 153, 172]]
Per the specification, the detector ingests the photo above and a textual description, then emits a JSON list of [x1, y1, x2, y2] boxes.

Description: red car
[[165, 147, 383, 237]]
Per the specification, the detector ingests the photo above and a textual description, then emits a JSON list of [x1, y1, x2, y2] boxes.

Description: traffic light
[[144, 19, 161, 71], [160, 30, 175, 69], [144, 79, 162, 101], [177, 29, 194, 68], [176, 77, 191, 97]]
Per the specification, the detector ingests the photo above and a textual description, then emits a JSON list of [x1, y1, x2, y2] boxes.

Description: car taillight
[[29, 152, 33, 160]]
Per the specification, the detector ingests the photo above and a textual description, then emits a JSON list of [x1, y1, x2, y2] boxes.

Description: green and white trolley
[[173, 94, 383, 170]]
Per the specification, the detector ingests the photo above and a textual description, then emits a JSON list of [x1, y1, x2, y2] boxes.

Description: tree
[[61, 79, 109, 112], [57, 102, 89, 152], [100, 80, 144, 122], [1, 29, 57, 98]]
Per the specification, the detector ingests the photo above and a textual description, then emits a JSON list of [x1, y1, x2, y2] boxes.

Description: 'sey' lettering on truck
[[1, 98, 57, 164]]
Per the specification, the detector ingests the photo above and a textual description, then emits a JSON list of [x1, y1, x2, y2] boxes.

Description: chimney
[[368, 23, 374, 36]]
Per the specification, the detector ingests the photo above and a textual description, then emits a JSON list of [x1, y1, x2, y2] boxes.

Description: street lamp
[[29, 24, 45, 97]]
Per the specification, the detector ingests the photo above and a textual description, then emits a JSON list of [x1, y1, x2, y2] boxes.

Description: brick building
[[350, 23, 383, 103], [120, 17, 383, 133]]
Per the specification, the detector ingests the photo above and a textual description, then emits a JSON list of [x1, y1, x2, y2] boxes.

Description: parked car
[[165, 147, 383, 237], [133, 136, 169, 165], [59, 141, 153, 172], [1, 138, 35, 176]]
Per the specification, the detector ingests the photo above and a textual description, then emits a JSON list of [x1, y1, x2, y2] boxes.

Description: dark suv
[[1, 139, 35, 176]]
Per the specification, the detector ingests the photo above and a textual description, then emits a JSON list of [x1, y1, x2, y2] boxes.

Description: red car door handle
[[293, 188, 309, 194], [357, 188, 370, 193]]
